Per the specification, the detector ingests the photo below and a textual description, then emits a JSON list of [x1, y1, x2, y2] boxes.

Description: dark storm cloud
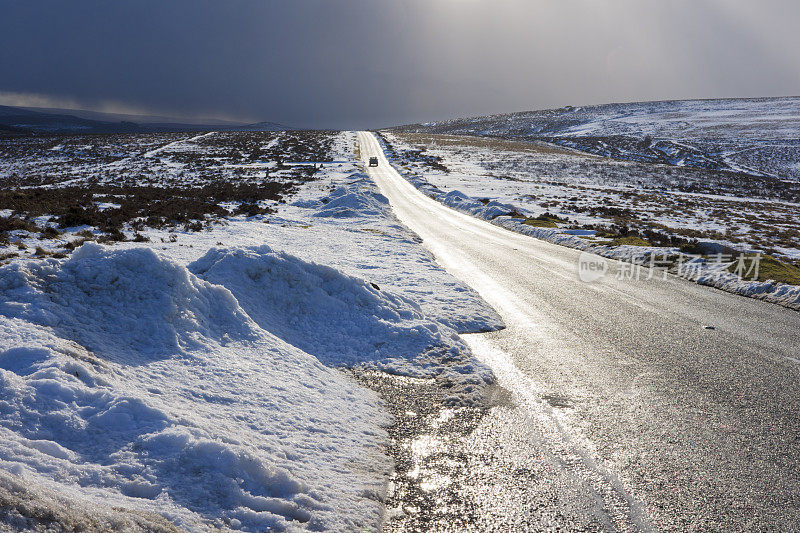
[[1, 0, 799, 129]]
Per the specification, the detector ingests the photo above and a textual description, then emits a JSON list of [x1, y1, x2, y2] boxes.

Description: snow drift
[[0, 242, 256, 362], [0, 244, 391, 531], [314, 174, 390, 218], [189, 245, 493, 390]]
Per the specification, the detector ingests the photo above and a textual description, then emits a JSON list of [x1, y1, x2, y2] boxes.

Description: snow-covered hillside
[[394, 97, 800, 179]]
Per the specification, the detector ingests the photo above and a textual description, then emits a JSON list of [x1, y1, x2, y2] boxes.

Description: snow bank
[[314, 174, 390, 218], [497, 216, 800, 310], [0, 244, 391, 531], [283, 166, 504, 334], [694, 270, 800, 310], [0, 242, 255, 363], [189, 245, 493, 393], [440, 190, 517, 220]]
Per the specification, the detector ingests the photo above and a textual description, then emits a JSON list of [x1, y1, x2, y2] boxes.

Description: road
[[358, 131, 800, 531]]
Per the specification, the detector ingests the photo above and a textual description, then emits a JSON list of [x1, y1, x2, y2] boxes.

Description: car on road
[[369, 157, 379, 167]]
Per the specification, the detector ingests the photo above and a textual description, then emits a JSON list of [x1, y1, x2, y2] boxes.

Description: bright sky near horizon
[[1, 0, 798, 129]]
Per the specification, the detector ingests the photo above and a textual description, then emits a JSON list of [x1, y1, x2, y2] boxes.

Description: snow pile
[[314, 173, 390, 218], [694, 269, 800, 310], [189, 245, 494, 392], [440, 190, 517, 220], [493, 216, 598, 249], [0, 242, 256, 362], [0, 243, 391, 531]]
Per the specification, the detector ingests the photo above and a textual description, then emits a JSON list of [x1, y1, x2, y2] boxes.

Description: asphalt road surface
[[359, 131, 800, 531]]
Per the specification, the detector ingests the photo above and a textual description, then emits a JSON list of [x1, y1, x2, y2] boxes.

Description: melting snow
[[0, 244, 393, 531]]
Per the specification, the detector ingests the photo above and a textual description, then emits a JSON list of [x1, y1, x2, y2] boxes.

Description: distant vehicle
[[368, 157, 379, 167]]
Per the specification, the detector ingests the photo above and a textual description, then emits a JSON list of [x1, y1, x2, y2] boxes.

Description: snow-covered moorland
[[378, 125, 800, 310], [0, 131, 501, 530], [396, 97, 800, 180]]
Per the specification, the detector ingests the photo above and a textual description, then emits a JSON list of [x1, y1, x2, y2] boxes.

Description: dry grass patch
[[522, 217, 558, 228], [728, 254, 800, 285], [611, 235, 652, 247]]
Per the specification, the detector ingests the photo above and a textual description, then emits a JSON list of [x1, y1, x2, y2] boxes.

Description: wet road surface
[[359, 131, 800, 531]]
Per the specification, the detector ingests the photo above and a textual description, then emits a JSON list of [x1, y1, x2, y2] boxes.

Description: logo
[[578, 252, 608, 282]]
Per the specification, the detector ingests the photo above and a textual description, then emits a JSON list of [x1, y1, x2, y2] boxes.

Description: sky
[[1, 0, 799, 129]]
